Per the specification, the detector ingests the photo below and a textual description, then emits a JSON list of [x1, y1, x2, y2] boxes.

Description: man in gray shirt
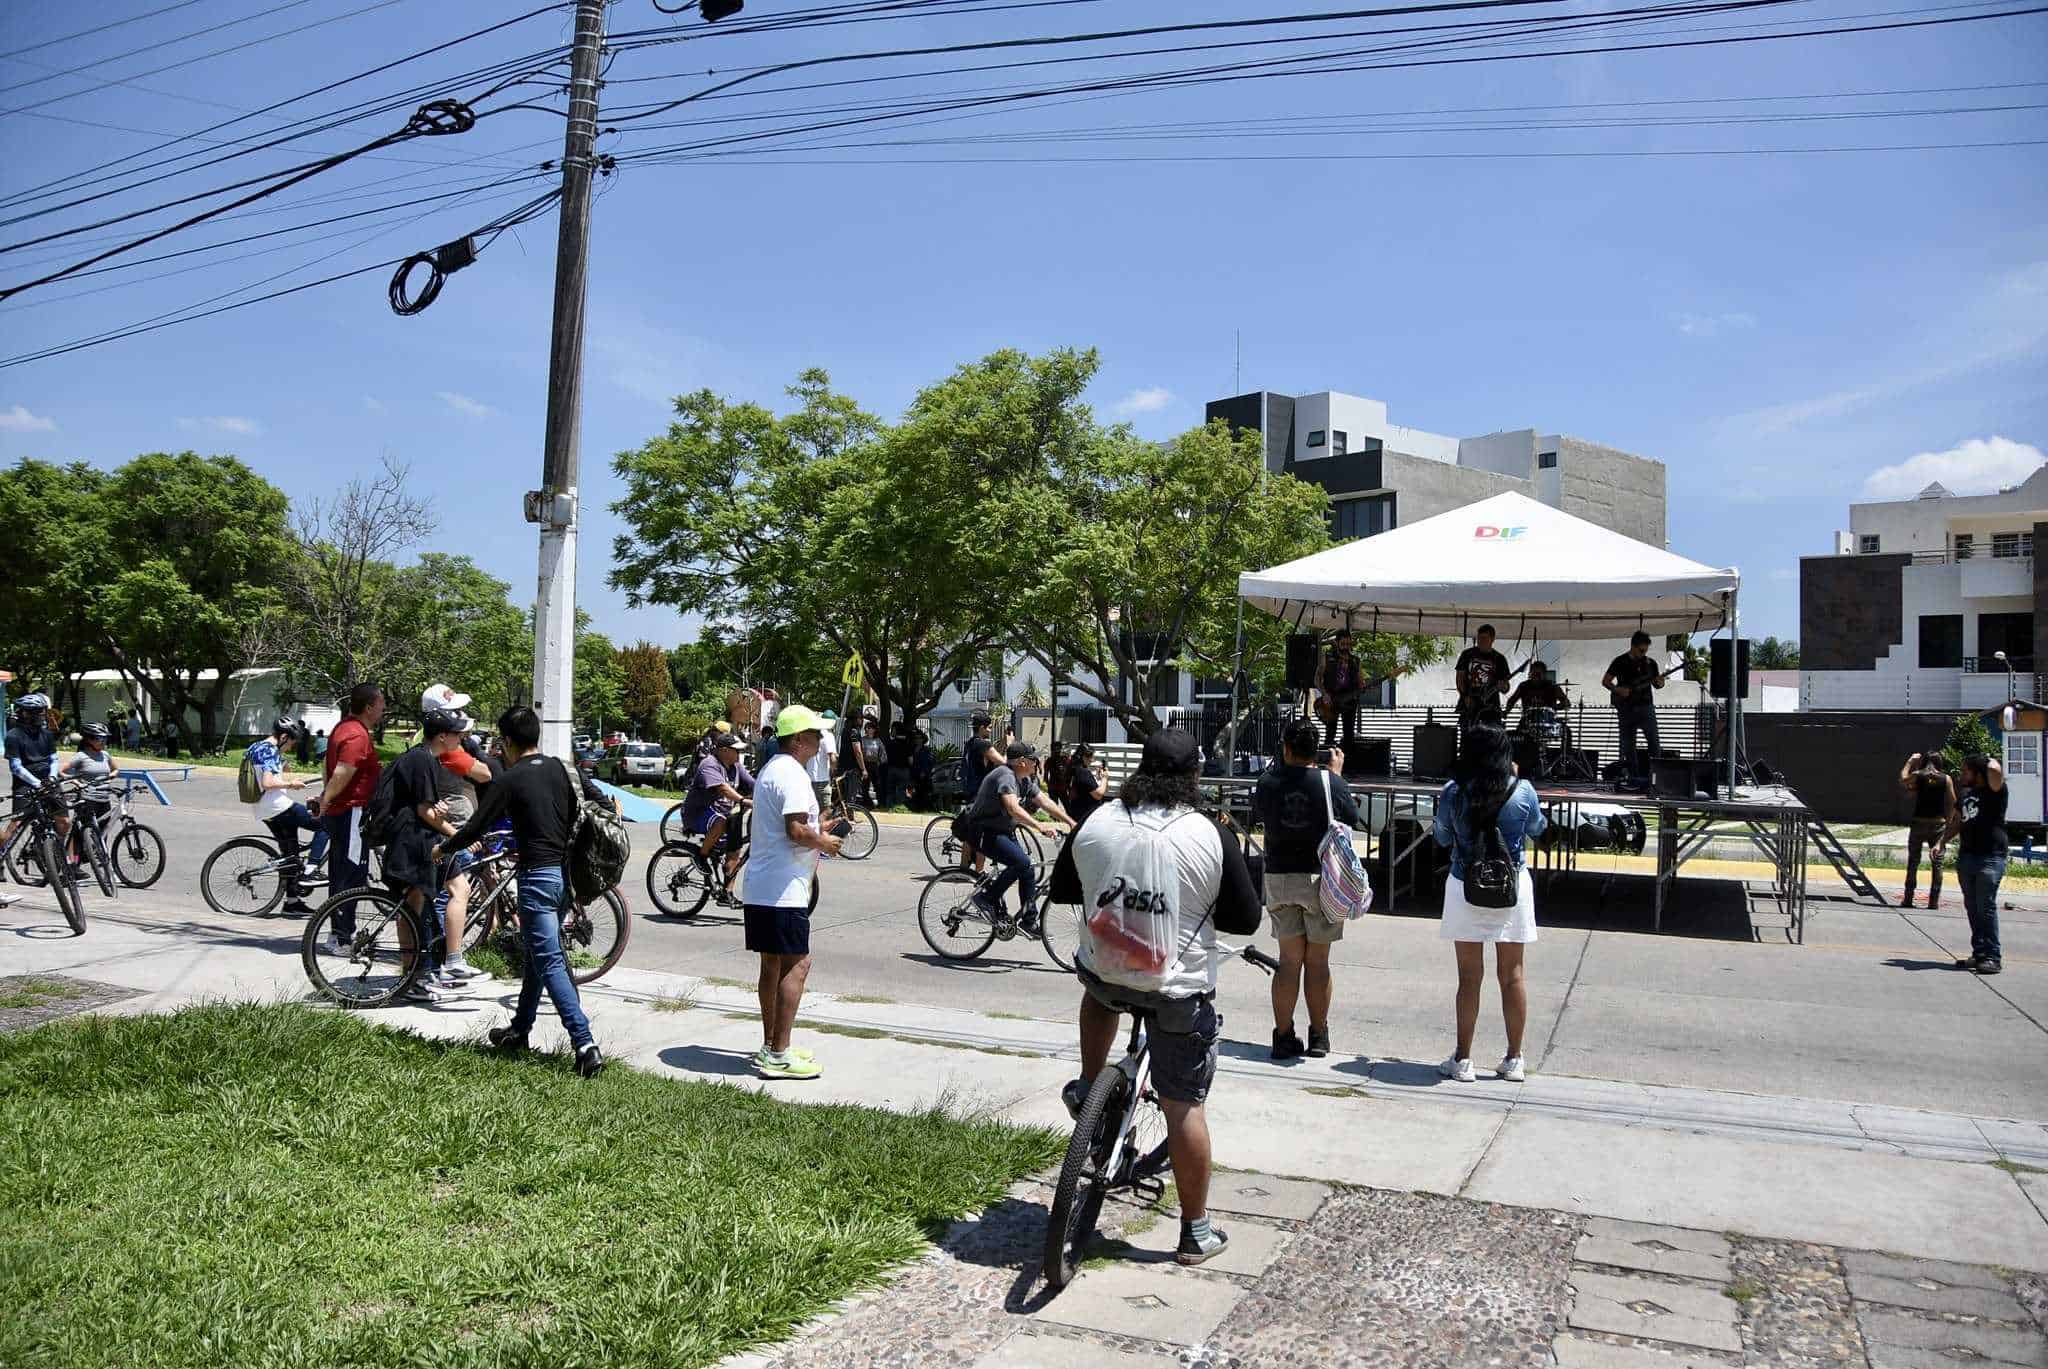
[[967, 742, 1074, 926]]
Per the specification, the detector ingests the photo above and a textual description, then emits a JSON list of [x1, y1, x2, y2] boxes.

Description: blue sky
[[2, 0, 2044, 650]]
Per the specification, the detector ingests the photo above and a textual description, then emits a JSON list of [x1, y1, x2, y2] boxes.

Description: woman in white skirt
[[1431, 723, 1547, 1084]]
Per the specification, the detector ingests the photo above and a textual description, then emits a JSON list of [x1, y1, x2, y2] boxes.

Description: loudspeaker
[[1412, 723, 1458, 777], [1286, 634, 1321, 690], [1710, 637, 1750, 699], [1342, 737, 1392, 778], [1652, 757, 1720, 800]]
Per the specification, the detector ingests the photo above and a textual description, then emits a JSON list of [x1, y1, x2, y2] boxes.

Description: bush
[[1941, 711, 2002, 775]]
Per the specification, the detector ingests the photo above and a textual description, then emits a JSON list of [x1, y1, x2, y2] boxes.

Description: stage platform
[[1204, 774, 1873, 945]]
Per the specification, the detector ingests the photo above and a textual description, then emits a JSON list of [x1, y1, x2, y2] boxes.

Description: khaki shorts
[[1265, 870, 1344, 944]]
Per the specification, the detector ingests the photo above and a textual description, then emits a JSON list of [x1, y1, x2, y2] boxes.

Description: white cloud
[[363, 396, 386, 413], [1112, 386, 1174, 417], [437, 391, 496, 420], [0, 404, 56, 433], [1862, 436, 2046, 500], [177, 415, 260, 435], [1675, 311, 1755, 338]]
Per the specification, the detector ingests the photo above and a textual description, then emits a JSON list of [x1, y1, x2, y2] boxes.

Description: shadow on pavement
[[1380, 870, 1773, 943], [897, 952, 1067, 976], [657, 1043, 757, 1076], [1882, 956, 1970, 972]]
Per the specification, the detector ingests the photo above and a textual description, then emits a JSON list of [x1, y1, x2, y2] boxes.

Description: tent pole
[[1727, 588, 1742, 794]]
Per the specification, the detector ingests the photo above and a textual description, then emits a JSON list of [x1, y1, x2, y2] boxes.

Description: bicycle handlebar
[[1220, 942, 1281, 975]]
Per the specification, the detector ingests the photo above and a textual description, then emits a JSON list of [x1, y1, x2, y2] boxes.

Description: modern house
[[1799, 468, 2048, 711]]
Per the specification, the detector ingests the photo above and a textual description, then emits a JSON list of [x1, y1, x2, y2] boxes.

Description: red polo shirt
[[324, 717, 379, 811]]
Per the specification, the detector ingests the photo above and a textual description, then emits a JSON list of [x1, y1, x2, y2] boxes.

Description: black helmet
[[81, 722, 110, 742], [16, 692, 49, 713], [273, 714, 302, 738]]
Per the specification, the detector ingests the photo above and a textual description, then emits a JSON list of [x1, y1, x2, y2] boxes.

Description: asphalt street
[[9, 770, 2045, 1119]]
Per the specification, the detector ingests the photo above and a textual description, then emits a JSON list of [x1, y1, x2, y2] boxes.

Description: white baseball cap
[[421, 683, 472, 716]]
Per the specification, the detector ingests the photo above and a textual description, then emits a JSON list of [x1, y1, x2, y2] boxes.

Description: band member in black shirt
[[1935, 753, 2006, 975], [1504, 661, 1570, 720], [1898, 751, 1955, 910], [1454, 625, 1512, 728], [1602, 631, 1666, 783]]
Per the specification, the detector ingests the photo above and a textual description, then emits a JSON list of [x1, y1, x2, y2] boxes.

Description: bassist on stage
[[1317, 631, 1407, 744], [1602, 631, 1669, 783]]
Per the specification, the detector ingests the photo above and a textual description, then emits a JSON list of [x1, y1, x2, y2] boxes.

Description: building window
[[1306, 430, 1326, 449], [1919, 614, 1963, 669], [1992, 531, 2033, 559], [1954, 533, 1974, 561], [1332, 430, 1348, 455], [1537, 450, 1558, 469], [1858, 534, 1881, 554], [1979, 612, 2034, 667], [1330, 493, 1395, 542]]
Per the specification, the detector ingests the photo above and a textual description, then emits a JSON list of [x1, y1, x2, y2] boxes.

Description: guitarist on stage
[[1317, 630, 1406, 744], [1454, 625, 1514, 729], [1602, 631, 1668, 783]]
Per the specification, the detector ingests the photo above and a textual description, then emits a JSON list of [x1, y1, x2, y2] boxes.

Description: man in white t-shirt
[[745, 704, 843, 1080]]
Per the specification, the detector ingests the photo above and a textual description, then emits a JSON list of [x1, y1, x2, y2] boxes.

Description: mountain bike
[[300, 886, 426, 1008], [645, 826, 821, 919], [1, 783, 95, 934], [93, 777, 166, 888], [917, 863, 1084, 971], [1043, 942, 1280, 1291], [818, 776, 879, 860], [923, 809, 1044, 877], [200, 828, 374, 917], [459, 846, 631, 986]]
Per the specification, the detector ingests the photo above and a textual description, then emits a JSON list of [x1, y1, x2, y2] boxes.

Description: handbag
[[1315, 769, 1373, 923]]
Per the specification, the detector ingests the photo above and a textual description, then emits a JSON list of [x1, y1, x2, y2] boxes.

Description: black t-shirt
[[1066, 764, 1107, 827], [1510, 680, 1570, 713], [443, 752, 593, 871], [1456, 647, 1511, 713], [1957, 782, 2009, 857], [5, 723, 57, 791], [960, 735, 999, 793], [1911, 771, 1949, 821], [1254, 761, 1364, 874], [1606, 652, 1661, 707], [1324, 649, 1363, 696]]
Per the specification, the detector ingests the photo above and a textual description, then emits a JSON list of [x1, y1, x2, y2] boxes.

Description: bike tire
[[1044, 1066, 1130, 1290], [83, 826, 117, 900], [38, 832, 86, 935], [646, 842, 712, 918], [1020, 826, 1047, 881], [562, 887, 631, 985], [301, 889, 424, 1009], [5, 827, 47, 887], [110, 822, 166, 889], [917, 868, 997, 961], [1039, 898, 1085, 974], [660, 802, 689, 847], [922, 814, 955, 872], [837, 803, 879, 860], [201, 836, 288, 917]]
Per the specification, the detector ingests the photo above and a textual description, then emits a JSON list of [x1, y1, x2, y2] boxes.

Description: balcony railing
[[1912, 547, 2034, 565], [1963, 656, 2034, 675]]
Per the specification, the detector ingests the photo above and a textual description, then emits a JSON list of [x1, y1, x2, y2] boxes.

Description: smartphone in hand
[[828, 818, 853, 839]]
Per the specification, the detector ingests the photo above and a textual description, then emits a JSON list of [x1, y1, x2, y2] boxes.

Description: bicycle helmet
[[80, 722, 110, 742], [273, 714, 302, 738], [16, 692, 50, 713]]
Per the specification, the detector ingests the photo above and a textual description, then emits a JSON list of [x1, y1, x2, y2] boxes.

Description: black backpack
[[358, 760, 408, 850], [1460, 792, 1519, 910], [556, 759, 630, 902]]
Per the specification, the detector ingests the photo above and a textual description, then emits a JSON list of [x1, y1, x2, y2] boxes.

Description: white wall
[[1383, 424, 1460, 464], [1457, 429, 1537, 479]]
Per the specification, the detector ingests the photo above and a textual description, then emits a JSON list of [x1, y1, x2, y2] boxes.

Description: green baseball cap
[[774, 703, 825, 738]]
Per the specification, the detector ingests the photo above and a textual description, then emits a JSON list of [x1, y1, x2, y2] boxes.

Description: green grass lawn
[[0, 1002, 1061, 1368]]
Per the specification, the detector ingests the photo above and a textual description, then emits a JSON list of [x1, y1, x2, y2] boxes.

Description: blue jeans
[[981, 829, 1036, 914], [508, 864, 593, 1052], [1956, 852, 2005, 962], [320, 808, 368, 936], [264, 803, 328, 894]]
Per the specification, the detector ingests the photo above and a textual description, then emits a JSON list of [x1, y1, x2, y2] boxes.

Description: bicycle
[[200, 828, 377, 917], [1042, 942, 1280, 1290], [916, 863, 1084, 971], [645, 819, 822, 920], [91, 777, 166, 888], [459, 846, 631, 986], [818, 775, 879, 860], [0, 782, 99, 935], [923, 808, 1044, 877]]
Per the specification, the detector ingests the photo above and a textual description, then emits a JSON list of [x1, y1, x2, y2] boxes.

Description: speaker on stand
[[1286, 634, 1322, 690]]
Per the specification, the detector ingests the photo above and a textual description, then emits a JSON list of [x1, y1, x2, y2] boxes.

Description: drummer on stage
[[1504, 661, 1570, 721]]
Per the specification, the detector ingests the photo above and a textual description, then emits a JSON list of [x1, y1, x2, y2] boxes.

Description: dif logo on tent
[[1474, 525, 1527, 540]]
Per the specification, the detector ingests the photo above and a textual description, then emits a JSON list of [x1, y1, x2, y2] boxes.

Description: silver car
[[601, 741, 666, 784]]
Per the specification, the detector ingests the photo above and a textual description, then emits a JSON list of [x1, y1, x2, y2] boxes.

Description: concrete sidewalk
[[8, 899, 2046, 1278]]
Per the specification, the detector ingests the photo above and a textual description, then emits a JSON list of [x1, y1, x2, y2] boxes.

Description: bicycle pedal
[[1132, 1175, 1166, 1204]]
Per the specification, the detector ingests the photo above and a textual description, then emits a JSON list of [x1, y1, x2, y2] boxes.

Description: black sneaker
[[1975, 958, 2003, 976], [281, 899, 313, 918], [1306, 1026, 1331, 1058], [486, 1025, 529, 1053], [1271, 1028, 1305, 1061], [575, 1043, 606, 1078], [1955, 955, 1982, 970], [1176, 1226, 1230, 1266]]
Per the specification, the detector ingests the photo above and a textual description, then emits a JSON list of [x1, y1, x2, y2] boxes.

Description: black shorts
[[744, 902, 811, 957], [1075, 965, 1222, 1105]]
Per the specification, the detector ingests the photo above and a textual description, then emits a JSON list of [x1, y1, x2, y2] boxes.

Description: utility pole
[[526, 0, 606, 758]]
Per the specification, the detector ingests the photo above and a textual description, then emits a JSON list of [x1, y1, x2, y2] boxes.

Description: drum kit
[[1447, 681, 1597, 783]]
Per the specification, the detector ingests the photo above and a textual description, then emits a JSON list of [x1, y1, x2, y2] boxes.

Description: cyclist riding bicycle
[[966, 741, 1074, 930], [1063, 728, 1263, 1267], [681, 731, 753, 898], [3, 692, 69, 855], [244, 714, 329, 916]]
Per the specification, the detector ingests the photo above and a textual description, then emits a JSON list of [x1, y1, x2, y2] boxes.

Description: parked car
[[598, 741, 666, 785], [603, 731, 627, 749]]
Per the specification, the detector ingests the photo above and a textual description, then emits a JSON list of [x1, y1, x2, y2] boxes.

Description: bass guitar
[[1316, 663, 1411, 726], [1608, 661, 1686, 709]]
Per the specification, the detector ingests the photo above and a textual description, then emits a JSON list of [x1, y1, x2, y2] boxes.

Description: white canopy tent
[[1238, 491, 1743, 786]]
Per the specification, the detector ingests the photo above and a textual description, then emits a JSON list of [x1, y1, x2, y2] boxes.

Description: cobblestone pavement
[[718, 1174, 2048, 1369], [0, 973, 141, 1033]]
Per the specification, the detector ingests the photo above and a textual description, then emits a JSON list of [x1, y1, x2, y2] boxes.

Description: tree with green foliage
[[0, 459, 113, 717], [1942, 711, 2002, 775], [575, 630, 624, 733], [1751, 636, 1800, 670], [382, 554, 531, 722], [618, 641, 672, 737]]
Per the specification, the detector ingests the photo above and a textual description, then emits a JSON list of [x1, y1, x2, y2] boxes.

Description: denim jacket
[[1432, 779, 1547, 880]]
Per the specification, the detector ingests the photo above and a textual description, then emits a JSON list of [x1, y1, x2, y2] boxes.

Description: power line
[[0, 0, 331, 98], [639, 137, 2048, 164], [8, 0, 212, 60]]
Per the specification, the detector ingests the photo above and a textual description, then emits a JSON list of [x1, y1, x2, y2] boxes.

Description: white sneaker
[[401, 977, 448, 1004], [1439, 1055, 1476, 1083], [1497, 1055, 1526, 1082], [441, 962, 493, 985]]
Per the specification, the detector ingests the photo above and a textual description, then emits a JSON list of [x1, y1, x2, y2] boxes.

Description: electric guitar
[[1608, 660, 1685, 709], [1315, 661, 1411, 725], [1456, 656, 1535, 717]]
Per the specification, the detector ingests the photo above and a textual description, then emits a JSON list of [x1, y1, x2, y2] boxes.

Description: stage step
[[1805, 816, 1889, 907]]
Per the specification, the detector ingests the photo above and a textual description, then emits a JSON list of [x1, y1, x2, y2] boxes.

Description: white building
[[1799, 469, 2047, 711]]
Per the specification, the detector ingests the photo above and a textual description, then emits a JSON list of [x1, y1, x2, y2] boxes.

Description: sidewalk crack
[[1536, 930, 1593, 1074]]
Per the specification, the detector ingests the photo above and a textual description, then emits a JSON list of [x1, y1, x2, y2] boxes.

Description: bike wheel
[[301, 889, 424, 1009], [82, 827, 117, 900], [1039, 898, 1086, 973], [1044, 1066, 1132, 1289], [645, 842, 712, 917], [6, 827, 48, 887], [201, 836, 287, 917], [1020, 826, 1047, 880], [917, 868, 997, 961], [562, 887, 630, 985], [111, 822, 166, 889], [922, 814, 955, 872], [837, 803, 879, 860], [660, 802, 690, 847], [37, 833, 86, 935]]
